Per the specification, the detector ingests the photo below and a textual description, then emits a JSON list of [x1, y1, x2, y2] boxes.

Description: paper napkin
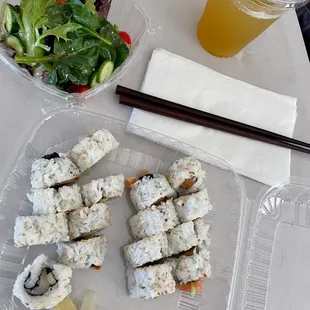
[[128, 48, 297, 185]]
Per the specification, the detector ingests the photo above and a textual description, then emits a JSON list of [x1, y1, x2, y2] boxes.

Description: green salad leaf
[[35, 22, 82, 51], [11, 0, 129, 90], [85, 0, 96, 14], [19, 0, 57, 56]]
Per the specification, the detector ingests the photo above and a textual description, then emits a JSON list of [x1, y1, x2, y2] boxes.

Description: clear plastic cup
[[197, 0, 309, 58]]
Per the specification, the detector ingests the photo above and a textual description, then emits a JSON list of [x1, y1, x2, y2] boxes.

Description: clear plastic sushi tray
[[0, 108, 309, 310]]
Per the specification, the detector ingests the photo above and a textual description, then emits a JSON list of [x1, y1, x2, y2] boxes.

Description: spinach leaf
[[67, 0, 101, 30], [48, 31, 103, 85], [99, 20, 129, 67], [46, 0, 111, 45], [46, 4, 73, 28]]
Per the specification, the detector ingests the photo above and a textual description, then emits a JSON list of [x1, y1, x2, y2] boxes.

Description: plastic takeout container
[[0, 108, 309, 310], [0, 0, 149, 103]]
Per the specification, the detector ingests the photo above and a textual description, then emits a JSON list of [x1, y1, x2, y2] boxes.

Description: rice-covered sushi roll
[[174, 189, 213, 222], [127, 263, 176, 299], [123, 232, 169, 268], [167, 156, 206, 194], [166, 247, 211, 284], [167, 221, 199, 256], [30, 153, 80, 189], [57, 235, 107, 269], [130, 174, 176, 211], [68, 203, 110, 239], [82, 174, 125, 207], [70, 129, 119, 172], [175, 247, 211, 284], [13, 254, 72, 309], [194, 218, 211, 247], [14, 213, 69, 247], [29, 184, 84, 215], [129, 199, 179, 240]]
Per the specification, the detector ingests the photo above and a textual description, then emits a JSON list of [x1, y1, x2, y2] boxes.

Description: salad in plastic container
[[0, 0, 148, 101]]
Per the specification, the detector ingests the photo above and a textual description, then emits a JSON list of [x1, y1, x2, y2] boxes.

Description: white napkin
[[128, 48, 297, 186]]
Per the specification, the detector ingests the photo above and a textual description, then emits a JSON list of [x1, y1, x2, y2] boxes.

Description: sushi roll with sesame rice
[[174, 189, 213, 223], [13, 254, 72, 309], [123, 232, 169, 268], [57, 236, 107, 269], [167, 156, 206, 195], [129, 199, 179, 240], [174, 247, 211, 284], [68, 203, 110, 239], [194, 218, 211, 248], [70, 129, 119, 172], [82, 174, 125, 207], [127, 263, 176, 299], [167, 221, 199, 256], [130, 174, 176, 211], [29, 184, 84, 215], [14, 213, 69, 247], [30, 153, 80, 189]]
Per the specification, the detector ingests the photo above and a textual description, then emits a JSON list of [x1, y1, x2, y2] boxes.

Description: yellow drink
[[197, 0, 280, 57]]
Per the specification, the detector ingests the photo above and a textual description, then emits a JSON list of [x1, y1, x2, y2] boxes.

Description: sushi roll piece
[[167, 222, 199, 256], [14, 213, 69, 247], [29, 184, 84, 215], [127, 263, 176, 299], [30, 153, 80, 189], [194, 218, 211, 247], [130, 174, 176, 211], [70, 129, 119, 172], [28, 188, 61, 215], [174, 189, 213, 222], [82, 174, 125, 207], [174, 247, 211, 284], [123, 232, 169, 268], [68, 203, 110, 239], [13, 254, 72, 309], [91, 129, 119, 154], [57, 235, 107, 269], [167, 156, 206, 195], [129, 199, 179, 240]]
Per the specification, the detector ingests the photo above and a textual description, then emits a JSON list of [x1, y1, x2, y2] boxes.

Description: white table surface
[[1, 0, 310, 198]]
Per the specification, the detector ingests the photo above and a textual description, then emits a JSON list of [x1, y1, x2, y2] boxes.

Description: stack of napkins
[[129, 48, 297, 186]]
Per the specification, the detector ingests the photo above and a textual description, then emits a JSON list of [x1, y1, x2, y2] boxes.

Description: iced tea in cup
[[197, 0, 309, 57]]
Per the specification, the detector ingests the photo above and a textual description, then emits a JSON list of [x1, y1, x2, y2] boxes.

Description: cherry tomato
[[57, 0, 66, 4], [67, 84, 90, 93], [118, 31, 131, 47]]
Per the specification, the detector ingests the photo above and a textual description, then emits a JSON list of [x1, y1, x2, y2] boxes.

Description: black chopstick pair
[[115, 85, 310, 155]]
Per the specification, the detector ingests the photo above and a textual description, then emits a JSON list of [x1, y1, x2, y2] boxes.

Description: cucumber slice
[[90, 72, 98, 88], [5, 4, 19, 34], [5, 35, 23, 56], [96, 60, 114, 83]]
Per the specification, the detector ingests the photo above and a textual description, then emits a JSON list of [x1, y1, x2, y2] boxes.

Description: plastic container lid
[[231, 181, 310, 310], [0, 107, 308, 310]]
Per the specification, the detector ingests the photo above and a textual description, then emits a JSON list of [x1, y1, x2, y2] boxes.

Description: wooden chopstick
[[116, 85, 310, 150], [116, 86, 310, 155], [119, 95, 310, 155]]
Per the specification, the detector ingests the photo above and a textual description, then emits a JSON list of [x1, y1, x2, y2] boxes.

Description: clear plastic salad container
[[0, 107, 308, 310], [0, 0, 149, 103]]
